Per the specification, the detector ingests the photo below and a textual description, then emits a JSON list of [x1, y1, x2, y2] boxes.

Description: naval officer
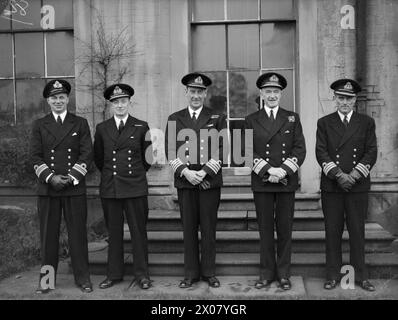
[[165, 72, 227, 288], [30, 79, 93, 293], [94, 84, 153, 289], [316, 78, 377, 291], [245, 73, 306, 290]]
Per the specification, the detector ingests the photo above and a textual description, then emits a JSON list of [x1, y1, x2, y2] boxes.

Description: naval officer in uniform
[[165, 72, 227, 288], [316, 79, 377, 291], [245, 73, 306, 290], [29, 79, 93, 293], [94, 84, 153, 289]]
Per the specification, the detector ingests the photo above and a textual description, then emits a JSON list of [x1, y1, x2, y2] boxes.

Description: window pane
[[0, 34, 13, 77], [192, 25, 226, 71], [15, 33, 44, 77], [47, 32, 74, 76], [261, 0, 294, 19], [228, 24, 259, 70], [192, 0, 224, 21], [203, 71, 227, 115], [0, 80, 14, 126], [11, 0, 42, 30], [0, 5, 12, 30], [260, 69, 294, 111], [229, 70, 259, 118], [261, 23, 294, 69], [227, 0, 258, 20], [43, 0, 73, 28], [16, 79, 47, 125]]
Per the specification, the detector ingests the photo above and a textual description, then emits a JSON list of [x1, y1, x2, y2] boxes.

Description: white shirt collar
[[114, 114, 129, 127], [52, 111, 67, 123], [337, 110, 353, 123], [188, 106, 203, 118], [263, 105, 279, 118]]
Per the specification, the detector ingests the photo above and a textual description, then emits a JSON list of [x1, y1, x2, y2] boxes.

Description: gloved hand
[[336, 172, 355, 192], [268, 175, 279, 183], [199, 180, 211, 190], [267, 167, 287, 179], [262, 175, 288, 185], [65, 175, 76, 186], [183, 169, 203, 185], [49, 175, 70, 191], [279, 178, 288, 186], [196, 170, 207, 179], [349, 169, 362, 182]]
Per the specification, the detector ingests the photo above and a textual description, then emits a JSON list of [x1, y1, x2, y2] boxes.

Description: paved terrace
[[0, 262, 397, 300]]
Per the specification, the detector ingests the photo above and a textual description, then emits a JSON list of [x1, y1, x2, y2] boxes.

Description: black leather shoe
[[356, 280, 375, 292], [324, 279, 339, 290], [78, 282, 93, 293], [179, 278, 200, 288], [254, 279, 273, 289], [99, 278, 123, 289], [202, 276, 220, 288], [279, 278, 292, 290], [138, 278, 152, 290]]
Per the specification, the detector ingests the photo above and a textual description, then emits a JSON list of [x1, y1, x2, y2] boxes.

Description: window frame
[[0, 1, 74, 125], [189, 0, 298, 166]]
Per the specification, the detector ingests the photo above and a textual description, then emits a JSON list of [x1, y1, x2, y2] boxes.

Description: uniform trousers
[[38, 195, 90, 285], [177, 188, 220, 279], [321, 191, 368, 281], [101, 196, 149, 281], [253, 192, 295, 280]]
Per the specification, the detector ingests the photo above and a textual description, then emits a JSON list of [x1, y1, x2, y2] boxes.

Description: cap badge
[[270, 75, 279, 82], [344, 82, 353, 90], [113, 86, 122, 95], [53, 81, 62, 89], [194, 76, 203, 84]]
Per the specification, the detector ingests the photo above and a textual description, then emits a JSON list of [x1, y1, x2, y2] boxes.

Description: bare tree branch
[[74, 1, 138, 120]]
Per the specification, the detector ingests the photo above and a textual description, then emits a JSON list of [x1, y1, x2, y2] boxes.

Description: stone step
[[121, 224, 394, 254], [219, 181, 252, 194], [147, 210, 246, 231], [172, 193, 321, 211], [247, 210, 326, 231], [96, 208, 324, 232], [146, 209, 325, 231], [87, 250, 398, 279]]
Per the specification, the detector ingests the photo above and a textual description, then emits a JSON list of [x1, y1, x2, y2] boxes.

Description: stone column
[[297, 0, 319, 194]]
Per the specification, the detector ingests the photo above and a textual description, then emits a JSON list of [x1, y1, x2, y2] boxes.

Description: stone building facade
[[0, 0, 397, 233]]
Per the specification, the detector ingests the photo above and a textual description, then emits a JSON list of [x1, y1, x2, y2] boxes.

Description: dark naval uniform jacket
[[165, 106, 227, 189], [245, 107, 306, 192], [94, 115, 152, 198], [29, 112, 93, 196], [316, 111, 377, 192]]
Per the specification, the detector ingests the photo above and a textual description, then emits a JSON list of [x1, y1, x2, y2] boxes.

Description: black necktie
[[270, 109, 275, 122], [57, 115, 62, 125], [192, 111, 197, 122], [343, 115, 348, 127], [118, 120, 124, 134]]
